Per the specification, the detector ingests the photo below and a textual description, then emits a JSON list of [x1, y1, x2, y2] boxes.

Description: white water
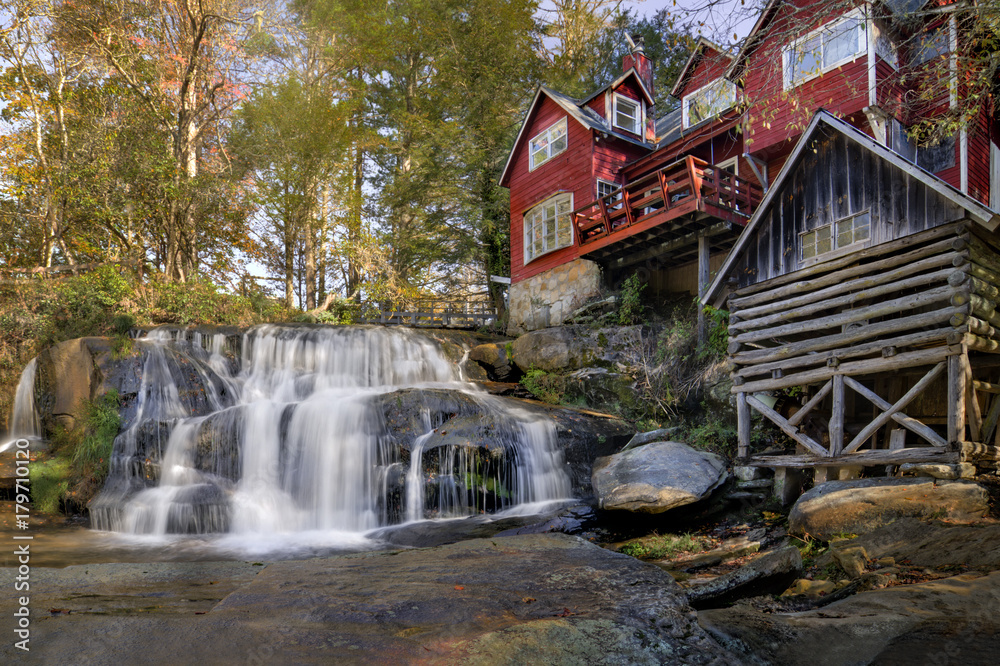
[[81, 325, 570, 548], [6, 358, 40, 443]]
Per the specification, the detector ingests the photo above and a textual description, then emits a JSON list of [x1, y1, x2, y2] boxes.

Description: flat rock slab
[[836, 517, 1000, 571], [592, 441, 728, 513], [1, 534, 736, 665], [700, 571, 1000, 665], [788, 477, 989, 540]]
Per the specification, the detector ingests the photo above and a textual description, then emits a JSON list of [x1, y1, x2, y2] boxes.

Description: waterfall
[[89, 325, 571, 541], [8, 358, 40, 441]]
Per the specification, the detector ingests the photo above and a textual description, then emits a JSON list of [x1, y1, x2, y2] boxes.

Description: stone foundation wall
[[508, 259, 602, 334]]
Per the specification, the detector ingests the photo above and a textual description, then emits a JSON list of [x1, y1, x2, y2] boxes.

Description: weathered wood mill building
[[703, 111, 1000, 472]]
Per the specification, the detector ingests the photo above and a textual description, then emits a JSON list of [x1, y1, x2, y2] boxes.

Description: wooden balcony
[[574, 156, 762, 267]]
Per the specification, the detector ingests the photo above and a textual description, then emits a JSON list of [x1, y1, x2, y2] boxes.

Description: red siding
[[875, 57, 906, 121], [742, 1, 870, 157], [593, 139, 646, 192], [585, 95, 605, 118], [967, 105, 991, 205], [677, 47, 732, 98], [508, 97, 596, 284]]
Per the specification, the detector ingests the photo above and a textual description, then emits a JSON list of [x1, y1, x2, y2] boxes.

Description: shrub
[[617, 273, 646, 325], [618, 533, 708, 560], [29, 458, 71, 514], [521, 368, 565, 404]]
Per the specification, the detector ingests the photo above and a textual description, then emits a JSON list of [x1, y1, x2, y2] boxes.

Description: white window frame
[[782, 9, 868, 91], [800, 210, 871, 265], [612, 93, 642, 135], [715, 157, 739, 176], [682, 78, 738, 129], [528, 117, 568, 172], [523, 192, 574, 264]]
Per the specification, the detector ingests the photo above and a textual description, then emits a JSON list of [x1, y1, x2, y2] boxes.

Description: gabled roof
[[724, 0, 780, 81], [499, 85, 654, 187], [669, 37, 734, 99], [581, 67, 655, 106], [702, 110, 1000, 305]]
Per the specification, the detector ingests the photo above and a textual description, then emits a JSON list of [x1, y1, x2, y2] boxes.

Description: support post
[[830, 374, 845, 456], [948, 352, 967, 446], [737, 391, 750, 458], [697, 233, 710, 348]]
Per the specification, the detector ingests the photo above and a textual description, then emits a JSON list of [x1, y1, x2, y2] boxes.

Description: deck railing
[[357, 299, 496, 328], [574, 156, 762, 245]]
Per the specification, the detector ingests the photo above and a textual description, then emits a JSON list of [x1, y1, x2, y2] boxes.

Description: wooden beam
[[843, 375, 948, 448], [981, 391, 1000, 443], [732, 285, 958, 345], [948, 352, 967, 445], [747, 394, 829, 457], [965, 354, 982, 441], [735, 328, 955, 380], [744, 447, 958, 468], [735, 346, 954, 395], [737, 391, 750, 458], [697, 233, 709, 347], [731, 307, 959, 366], [729, 226, 966, 306], [842, 362, 946, 454], [787, 379, 833, 427], [829, 374, 845, 457], [731, 259, 962, 328]]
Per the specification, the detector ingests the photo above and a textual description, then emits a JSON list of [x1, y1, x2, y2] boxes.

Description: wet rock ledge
[[0, 534, 738, 665]]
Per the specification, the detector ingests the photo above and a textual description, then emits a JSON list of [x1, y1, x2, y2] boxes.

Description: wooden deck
[[573, 156, 762, 268]]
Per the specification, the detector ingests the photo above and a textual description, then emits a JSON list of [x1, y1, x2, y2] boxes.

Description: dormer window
[[613, 94, 641, 134], [529, 117, 568, 171], [682, 79, 737, 128], [783, 10, 867, 90]]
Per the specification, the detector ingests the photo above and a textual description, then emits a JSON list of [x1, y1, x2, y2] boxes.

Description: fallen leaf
[[454, 585, 465, 591], [522, 597, 536, 603]]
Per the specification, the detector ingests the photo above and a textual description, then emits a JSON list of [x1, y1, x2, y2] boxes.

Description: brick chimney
[[622, 34, 654, 101]]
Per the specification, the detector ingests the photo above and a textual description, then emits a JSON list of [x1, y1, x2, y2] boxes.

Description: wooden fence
[[357, 299, 496, 329]]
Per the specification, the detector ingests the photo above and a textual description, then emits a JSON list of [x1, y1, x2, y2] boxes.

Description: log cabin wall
[[732, 128, 967, 290], [729, 220, 1000, 469]]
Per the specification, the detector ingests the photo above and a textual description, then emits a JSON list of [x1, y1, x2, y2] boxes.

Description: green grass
[[618, 533, 708, 560], [29, 458, 72, 514]]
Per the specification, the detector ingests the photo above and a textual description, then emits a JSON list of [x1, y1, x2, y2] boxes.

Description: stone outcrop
[[788, 477, 989, 540], [591, 441, 729, 513], [700, 572, 1000, 665], [686, 545, 803, 609], [509, 324, 644, 374], [0, 534, 738, 665], [468, 342, 517, 381]]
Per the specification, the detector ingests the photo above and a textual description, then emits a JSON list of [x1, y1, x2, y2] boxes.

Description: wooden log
[[843, 375, 948, 448], [732, 285, 958, 346], [730, 222, 967, 303], [968, 275, 1000, 300], [733, 306, 959, 367], [951, 315, 997, 337], [732, 252, 963, 323], [974, 380, 1000, 394], [735, 328, 955, 380], [959, 333, 1000, 353], [829, 374, 845, 456], [737, 392, 750, 458], [965, 355, 982, 442], [968, 262, 1000, 289], [968, 242, 1000, 276], [787, 380, 833, 427], [948, 353, 966, 445], [743, 447, 959, 468], [963, 441, 1000, 460], [729, 267, 959, 334], [735, 346, 953, 395], [747, 394, 829, 457], [842, 362, 946, 453]]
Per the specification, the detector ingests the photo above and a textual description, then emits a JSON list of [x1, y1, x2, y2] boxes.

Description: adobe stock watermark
[[11, 438, 33, 652]]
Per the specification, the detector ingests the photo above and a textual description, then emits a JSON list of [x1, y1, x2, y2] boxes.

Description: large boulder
[[468, 342, 517, 381], [591, 441, 729, 513], [789, 477, 989, 540], [510, 325, 645, 374]]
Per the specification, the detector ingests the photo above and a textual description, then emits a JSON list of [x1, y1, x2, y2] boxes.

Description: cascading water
[[87, 324, 571, 547], [8, 358, 40, 441]]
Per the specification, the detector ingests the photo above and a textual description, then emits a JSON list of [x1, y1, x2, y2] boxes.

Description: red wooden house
[[501, 0, 999, 335]]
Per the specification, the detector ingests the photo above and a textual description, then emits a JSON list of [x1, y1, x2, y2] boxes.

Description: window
[[912, 25, 949, 67], [524, 192, 573, 263], [683, 79, 737, 128], [596, 180, 617, 199], [783, 12, 867, 89], [529, 117, 568, 171], [613, 94, 641, 134], [801, 211, 870, 262]]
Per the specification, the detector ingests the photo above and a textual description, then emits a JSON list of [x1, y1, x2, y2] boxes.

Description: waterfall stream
[[72, 325, 571, 550]]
